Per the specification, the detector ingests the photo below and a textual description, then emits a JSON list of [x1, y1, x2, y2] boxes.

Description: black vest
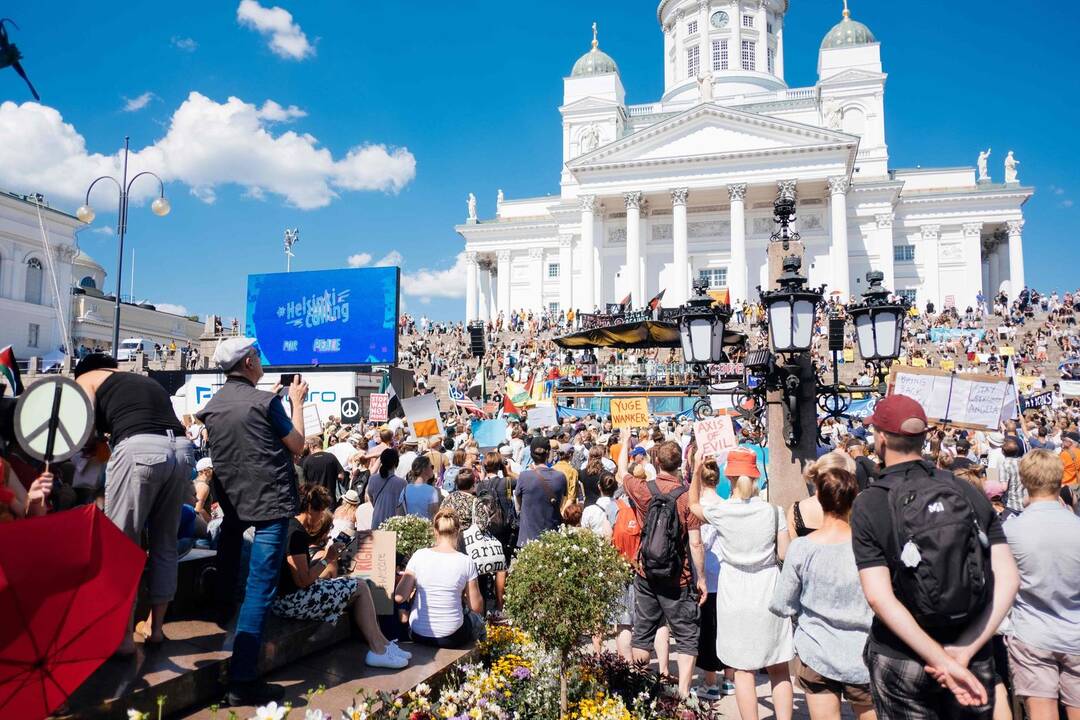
[[196, 377, 298, 523]]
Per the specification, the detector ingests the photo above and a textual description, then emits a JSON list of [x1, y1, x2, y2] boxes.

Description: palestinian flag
[[502, 394, 520, 416], [0, 346, 22, 396]]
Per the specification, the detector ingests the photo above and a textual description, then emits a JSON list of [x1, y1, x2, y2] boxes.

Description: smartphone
[[333, 531, 352, 547], [279, 373, 298, 387]]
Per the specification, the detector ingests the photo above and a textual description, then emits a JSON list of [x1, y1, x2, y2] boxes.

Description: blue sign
[[246, 267, 399, 367], [929, 328, 985, 343]]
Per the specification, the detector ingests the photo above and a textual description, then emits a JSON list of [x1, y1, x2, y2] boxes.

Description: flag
[[1001, 357, 1020, 422], [502, 394, 519, 416], [506, 379, 530, 407], [619, 293, 632, 311], [647, 289, 666, 311], [523, 371, 535, 397], [707, 288, 731, 307], [0, 346, 22, 396], [449, 386, 485, 417]]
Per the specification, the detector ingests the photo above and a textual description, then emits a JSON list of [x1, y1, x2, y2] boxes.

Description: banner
[[929, 328, 986, 343], [527, 403, 558, 429], [695, 416, 737, 457], [1020, 391, 1053, 411], [368, 393, 389, 422], [400, 394, 443, 438], [471, 419, 508, 450], [1060, 380, 1080, 397], [350, 531, 396, 614], [610, 397, 650, 429]]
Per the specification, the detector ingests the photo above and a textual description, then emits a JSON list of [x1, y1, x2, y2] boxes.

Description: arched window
[[25, 258, 43, 305], [79, 275, 97, 290]]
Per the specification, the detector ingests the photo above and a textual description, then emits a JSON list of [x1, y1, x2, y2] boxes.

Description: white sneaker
[[386, 640, 412, 660], [366, 648, 408, 669]]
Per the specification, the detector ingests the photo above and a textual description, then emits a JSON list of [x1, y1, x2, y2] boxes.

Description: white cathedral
[[456, 1, 1033, 321]]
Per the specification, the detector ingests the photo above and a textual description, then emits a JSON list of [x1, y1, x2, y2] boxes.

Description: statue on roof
[[977, 148, 991, 183], [697, 71, 714, 103], [1004, 151, 1020, 184], [467, 192, 477, 222]]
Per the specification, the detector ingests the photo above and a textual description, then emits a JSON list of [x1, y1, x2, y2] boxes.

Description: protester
[[580, 471, 617, 538], [74, 353, 195, 655], [786, 452, 857, 539], [366, 448, 406, 529], [301, 435, 346, 507], [513, 437, 567, 546], [195, 337, 307, 706], [1005, 449, 1080, 720], [192, 457, 215, 524], [852, 395, 1019, 718], [690, 459, 734, 702], [399, 454, 440, 520]]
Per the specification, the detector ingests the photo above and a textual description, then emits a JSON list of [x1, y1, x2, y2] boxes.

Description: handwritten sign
[[302, 403, 322, 437], [1020, 391, 1053, 412], [368, 393, 389, 422], [890, 366, 1011, 431], [610, 397, 650, 429], [350, 531, 396, 614], [695, 416, 738, 457]]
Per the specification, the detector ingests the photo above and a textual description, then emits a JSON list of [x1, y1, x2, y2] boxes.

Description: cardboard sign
[[695, 415, 737, 457], [842, 348, 855, 363], [527, 403, 558, 429], [368, 393, 390, 422], [350, 530, 397, 614], [401, 394, 443, 438], [1020, 390, 1053, 411], [610, 397, 650, 429], [471, 419, 508, 450], [889, 366, 1011, 431], [1000, 346, 1015, 357], [939, 359, 956, 372], [302, 403, 322, 438]]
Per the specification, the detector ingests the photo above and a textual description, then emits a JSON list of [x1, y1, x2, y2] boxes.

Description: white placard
[[302, 403, 322, 438]]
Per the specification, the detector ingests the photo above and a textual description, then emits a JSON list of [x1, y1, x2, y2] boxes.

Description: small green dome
[[821, 5, 876, 49], [571, 23, 619, 77]]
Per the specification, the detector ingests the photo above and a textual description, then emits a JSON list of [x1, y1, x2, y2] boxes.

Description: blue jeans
[[226, 517, 288, 683]]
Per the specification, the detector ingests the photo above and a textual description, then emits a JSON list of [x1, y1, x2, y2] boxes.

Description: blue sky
[[1, 1, 1077, 322]]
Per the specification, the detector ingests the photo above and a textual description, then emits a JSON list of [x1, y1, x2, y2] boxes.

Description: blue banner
[[929, 328, 985, 343], [471, 419, 508, 450]]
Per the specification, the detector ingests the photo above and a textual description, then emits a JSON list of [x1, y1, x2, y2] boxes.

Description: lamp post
[[847, 270, 908, 381], [76, 136, 170, 358], [677, 277, 732, 418], [284, 228, 300, 272]]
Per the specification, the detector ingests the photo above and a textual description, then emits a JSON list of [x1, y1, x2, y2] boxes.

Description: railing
[[625, 86, 818, 118], [554, 361, 746, 388], [627, 103, 661, 117]]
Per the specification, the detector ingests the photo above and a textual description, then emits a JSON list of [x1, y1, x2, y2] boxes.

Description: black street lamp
[[677, 278, 732, 364], [76, 136, 170, 359], [847, 271, 907, 363], [759, 256, 825, 354]]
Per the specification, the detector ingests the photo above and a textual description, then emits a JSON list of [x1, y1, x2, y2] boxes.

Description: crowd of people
[[2, 284, 1079, 718]]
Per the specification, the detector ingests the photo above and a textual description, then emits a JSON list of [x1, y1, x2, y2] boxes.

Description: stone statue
[[467, 192, 477, 221], [580, 124, 601, 154], [697, 71, 713, 103], [822, 97, 842, 130], [1004, 151, 1020, 184], [497, 189, 504, 204], [977, 148, 991, 183]]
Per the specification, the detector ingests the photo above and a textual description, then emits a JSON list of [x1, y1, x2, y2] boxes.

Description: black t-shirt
[[301, 452, 344, 506], [854, 455, 879, 492], [95, 371, 185, 446], [850, 460, 1007, 661], [513, 466, 567, 547], [278, 517, 313, 596], [579, 467, 602, 505]]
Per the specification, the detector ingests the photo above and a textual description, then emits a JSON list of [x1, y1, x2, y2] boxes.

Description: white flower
[[342, 707, 366, 720], [127, 711, 146, 720], [254, 702, 287, 720], [305, 710, 326, 720]]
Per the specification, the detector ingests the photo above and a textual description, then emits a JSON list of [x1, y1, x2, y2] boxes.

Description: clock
[[711, 11, 729, 28]]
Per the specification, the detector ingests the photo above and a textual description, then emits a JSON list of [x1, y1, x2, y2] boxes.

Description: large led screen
[[246, 267, 399, 366]]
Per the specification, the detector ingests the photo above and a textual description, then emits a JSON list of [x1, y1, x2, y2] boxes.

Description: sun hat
[[341, 489, 362, 506], [195, 457, 213, 473], [986, 432, 1004, 448], [724, 448, 760, 479], [864, 395, 929, 436]]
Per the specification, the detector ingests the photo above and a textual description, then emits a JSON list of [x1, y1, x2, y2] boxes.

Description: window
[[28, 323, 39, 349], [547, 263, 560, 279], [768, 47, 775, 74], [687, 45, 700, 79], [79, 275, 97, 289], [742, 15, 754, 28], [740, 40, 756, 71], [548, 302, 560, 314], [767, 21, 774, 34], [898, 289, 917, 305], [687, 19, 698, 36], [712, 39, 728, 71], [698, 268, 728, 288], [24, 257, 43, 305], [894, 245, 916, 262]]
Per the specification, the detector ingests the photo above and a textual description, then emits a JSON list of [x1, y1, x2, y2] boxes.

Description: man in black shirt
[[851, 395, 1019, 719], [300, 435, 345, 506]]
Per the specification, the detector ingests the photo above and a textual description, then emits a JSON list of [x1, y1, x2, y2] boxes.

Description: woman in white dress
[[689, 446, 794, 720]]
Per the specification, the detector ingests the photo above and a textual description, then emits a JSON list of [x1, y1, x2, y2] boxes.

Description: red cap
[[864, 395, 930, 436]]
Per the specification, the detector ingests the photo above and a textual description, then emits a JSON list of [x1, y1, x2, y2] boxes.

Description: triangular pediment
[[560, 96, 623, 113], [819, 68, 887, 85], [568, 103, 857, 170]]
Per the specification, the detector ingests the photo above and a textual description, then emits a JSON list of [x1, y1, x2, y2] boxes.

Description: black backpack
[[478, 476, 518, 540], [638, 481, 688, 583], [875, 462, 992, 629]]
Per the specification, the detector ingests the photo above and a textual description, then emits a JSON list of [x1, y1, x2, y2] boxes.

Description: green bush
[[378, 514, 434, 565]]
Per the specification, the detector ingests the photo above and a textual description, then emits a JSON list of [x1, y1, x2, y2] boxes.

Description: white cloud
[[122, 92, 155, 112], [256, 100, 306, 122], [1051, 185, 1065, 196], [237, 0, 314, 60], [346, 252, 372, 267], [154, 303, 190, 316], [171, 36, 198, 52], [401, 252, 466, 301], [0, 93, 416, 210], [1062, 199, 1075, 209], [374, 251, 403, 267], [88, 225, 115, 236]]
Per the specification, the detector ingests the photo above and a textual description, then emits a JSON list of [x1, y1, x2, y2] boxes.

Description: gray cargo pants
[[104, 431, 195, 604]]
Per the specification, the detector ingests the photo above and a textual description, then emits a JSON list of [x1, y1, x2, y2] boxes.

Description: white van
[[116, 338, 156, 361]]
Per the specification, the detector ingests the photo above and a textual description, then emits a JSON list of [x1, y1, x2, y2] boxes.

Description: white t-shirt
[[327, 442, 356, 470], [581, 496, 614, 537], [406, 548, 478, 638]]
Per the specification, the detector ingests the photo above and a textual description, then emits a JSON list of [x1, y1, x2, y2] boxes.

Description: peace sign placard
[[13, 377, 94, 464]]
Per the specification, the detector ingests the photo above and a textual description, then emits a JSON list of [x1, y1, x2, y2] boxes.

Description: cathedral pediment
[[567, 103, 857, 171], [559, 96, 624, 113], [819, 68, 887, 85]]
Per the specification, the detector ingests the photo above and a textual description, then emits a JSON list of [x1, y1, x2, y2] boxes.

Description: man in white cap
[[195, 337, 309, 706]]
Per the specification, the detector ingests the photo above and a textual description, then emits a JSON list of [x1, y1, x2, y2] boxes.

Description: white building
[[457, 2, 1033, 320], [0, 190, 202, 361]]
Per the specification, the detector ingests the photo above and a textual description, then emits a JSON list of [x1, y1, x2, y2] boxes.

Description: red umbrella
[[0, 505, 146, 719]]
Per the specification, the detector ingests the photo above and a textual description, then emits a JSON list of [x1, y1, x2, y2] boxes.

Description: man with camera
[[196, 337, 308, 707]]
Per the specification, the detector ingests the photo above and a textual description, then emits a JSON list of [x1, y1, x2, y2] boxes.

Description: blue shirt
[[268, 396, 294, 438]]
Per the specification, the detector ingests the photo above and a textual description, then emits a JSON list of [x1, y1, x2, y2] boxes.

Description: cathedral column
[[962, 223, 983, 309], [988, 236, 1003, 297], [671, 188, 690, 306], [828, 176, 851, 300], [559, 234, 574, 312], [920, 225, 941, 308], [465, 251, 479, 322], [774, 17, 785, 80], [981, 243, 991, 300], [728, 183, 748, 304], [580, 195, 597, 312], [496, 250, 511, 318], [875, 213, 896, 293], [624, 192, 643, 307], [477, 261, 490, 322], [755, 0, 768, 73], [1006, 220, 1025, 299], [530, 247, 545, 312]]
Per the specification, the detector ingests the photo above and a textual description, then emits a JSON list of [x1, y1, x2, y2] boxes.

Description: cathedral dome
[[820, 2, 876, 49], [571, 23, 619, 77]]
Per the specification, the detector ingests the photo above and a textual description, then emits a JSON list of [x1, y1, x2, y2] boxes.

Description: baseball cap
[[213, 337, 257, 371], [195, 457, 213, 472], [529, 436, 552, 454], [629, 446, 647, 458], [864, 395, 929, 436]]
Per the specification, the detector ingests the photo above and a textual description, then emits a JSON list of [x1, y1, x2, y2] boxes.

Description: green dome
[[821, 8, 876, 49], [571, 23, 619, 77]]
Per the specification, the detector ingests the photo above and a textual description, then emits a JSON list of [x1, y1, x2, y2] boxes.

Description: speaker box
[[468, 322, 486, 357], [828, 317, 846, 352]]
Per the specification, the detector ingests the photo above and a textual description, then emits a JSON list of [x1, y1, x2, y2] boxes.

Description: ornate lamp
[[677, 278, 732, 364], [847, 270, 907, 361], [759, 255, 823, 354]]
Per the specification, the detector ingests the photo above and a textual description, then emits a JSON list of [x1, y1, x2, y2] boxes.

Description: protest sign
[[1000, 346, 1015, 357], [401, 394, 443, 438], [1062, 380, 1080, 397], [368, 393, 390, 422], [842, 348, 855, 363], [939, 359, 956, 372], [695, 415, 737, 457], [1020, 390, 1053, 412], [527, 403, 558, 429], [302, 403, 322, 437], [610, 397, 650, 429], [350, 531, 396, 614], [889, 366, 1010, 431], [471, 418, 508, 450]]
